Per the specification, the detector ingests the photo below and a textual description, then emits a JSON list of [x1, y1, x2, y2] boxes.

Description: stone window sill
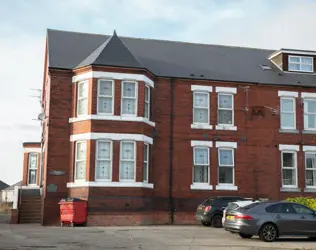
[[278, 129, 299, 134], [216, 125, 237, 131], [280, 187, 300, 192], [67, 181, 154, 189], [304, 188, 316, 193], [190, 184, 213, 190], [215, 185, 238, 191], [191, 124, 213, 130]]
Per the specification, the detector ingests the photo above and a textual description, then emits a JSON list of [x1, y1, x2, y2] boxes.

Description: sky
[[0, 0, 316, 185]]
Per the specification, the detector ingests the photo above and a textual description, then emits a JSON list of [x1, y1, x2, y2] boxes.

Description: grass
[[0, 202, 13, 214]]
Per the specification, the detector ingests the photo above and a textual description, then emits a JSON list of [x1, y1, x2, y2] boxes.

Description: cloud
[[0, 0, 316, 185]]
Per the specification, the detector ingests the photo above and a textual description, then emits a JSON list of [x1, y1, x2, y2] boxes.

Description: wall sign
[[49, 170, 66, 176], [47, 184, 58, 192]]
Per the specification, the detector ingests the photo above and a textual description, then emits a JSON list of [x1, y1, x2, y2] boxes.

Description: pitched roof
[[0, 181, 9, 191], [47, 29, 316, 87], [2, 181, 22, 191], [75, 30, 144, 69]]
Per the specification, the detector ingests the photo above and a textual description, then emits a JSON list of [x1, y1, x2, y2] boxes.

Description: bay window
[[144, 86, 150, 120], [121, 81, 137, 116], [143, 144, 149, 182], [77, 81, 89, 116], [95, 140, 112, 181], [75, 141, 87, 181], [97, 79, 114, 115]]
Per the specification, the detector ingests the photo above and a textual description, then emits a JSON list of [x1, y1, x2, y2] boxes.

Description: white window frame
[[76, 80, 89, 117], [218, 148, 235, 186], [193, 91, 210, 125], [27, 153, 38, 186], [121, 81, 138, 116], [74, 141, 87, 182], [281, 150, 298, 188], [144, 86, 150, 120], [304, 98, 316, 131], [192, 147, 210, 185], [288, 55, 313, 73], [97, 79, 114, 115], [95, 140, 112, 182], [280, 97, 296, 130], [119, 141, 136, 182], [304, 152, 316, 188], [217, 93, 234, 126], [143, 143, 149, 182]]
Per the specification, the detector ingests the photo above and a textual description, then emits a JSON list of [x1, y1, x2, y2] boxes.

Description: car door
[[267, 203, 299, 235], [291, 203, 316, 235]]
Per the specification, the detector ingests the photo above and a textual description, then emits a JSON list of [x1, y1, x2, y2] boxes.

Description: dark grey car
[[223, 201, 316, 242]]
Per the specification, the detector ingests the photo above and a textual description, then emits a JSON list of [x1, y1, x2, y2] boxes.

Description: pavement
[[0, 220, 315, 250]]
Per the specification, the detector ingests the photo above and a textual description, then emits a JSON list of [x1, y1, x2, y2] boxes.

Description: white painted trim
[[12, 186, 19, 209], [24, 147, 41, 153], [191, 140, 213, 147], [21, 185, 40, 189], [303, 146, 316, 152], [190, 184, 213, 190], [66, 181, 154, 189], [215, 87, 237, 94], [191, 85, 213, 92], [278, 91, 298, 98], [72, 71, 154, 88], [269, 49, 316, 59], [215, 141, 237, 148], [216, 125, 237, 131], [279, 144, 300, 151], [191, 124, 213, 130], [301, 92, 316, 98], [69, 115, 156, 127], [70, 132, 153, 145], [216, 185, 238, 191]]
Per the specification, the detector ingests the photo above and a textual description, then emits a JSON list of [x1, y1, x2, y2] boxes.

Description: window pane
[[282, 169, 296, 186], [301, 64, 313, 72], [194, 93, 208, 108], [120, 161, 134, 180], [193, 108, 208, 123], [289, 63, 300, 71], [78, 98, 88, 115], [145, 87, 150, 102], [144, 102, 150, 119], [123, 82, 136, 98], [292, 204, 313, 215], [281, 99, 294, 112], [306, 170, 316, 187], [193, 165, 208, 183], [99, 80, 112, 96], [97, 141, 111, 159], [282, 153, 294, 168], [305, 100, 316, 113], [28, 170, 37, 184], [194, 148, 209, 165], [305, 114, 316, 129], [218, 110, 233, 124], [96, 160, 110, 180], [75, 161, 86, 180], [218, 94, 232, 109], [301, 57, 312, 64], [306, 153, 316, 169], [143, 163, 148, 182], [219, 167, 233, 184], [98, 97, 112, 114], [121, 142, 134, 160], [289, 57, 300, 63], [29, 155, 37, 169], [144, 144, 149, 162], [122, 99, 136, 115], [76, 142, 86, 160], [219, 149, 233, 166], [78, 82, 88, 98], [281, 113, 295, 128]]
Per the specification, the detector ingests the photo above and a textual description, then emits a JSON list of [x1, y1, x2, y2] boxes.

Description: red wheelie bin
[[59, 198, 87, 227]]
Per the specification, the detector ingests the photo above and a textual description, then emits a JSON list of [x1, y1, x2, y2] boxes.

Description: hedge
[[285, 197, 316, 210]]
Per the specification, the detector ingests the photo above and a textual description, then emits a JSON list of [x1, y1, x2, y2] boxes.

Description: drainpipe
[[169, 78, 175, 224]]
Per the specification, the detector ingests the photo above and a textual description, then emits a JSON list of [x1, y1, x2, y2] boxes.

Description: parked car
[[195, 196, 247, 228], [222, 200, 261, 225], [223, 201, 316, 242]]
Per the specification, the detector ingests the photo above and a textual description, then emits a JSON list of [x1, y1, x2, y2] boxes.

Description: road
[[0, 220, 315, 250]]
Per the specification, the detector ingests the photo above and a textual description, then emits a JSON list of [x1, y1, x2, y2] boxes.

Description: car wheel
[[259, 223, 278, 242], [211, 214, 223, 228], [238, 233, 253, 239], [201, 221, 211, 226]]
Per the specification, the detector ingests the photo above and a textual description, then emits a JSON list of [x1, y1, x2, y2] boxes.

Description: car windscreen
[[239, 202, 261, 211], [202, 198, 215, 205], [226, 202, 239, 210]]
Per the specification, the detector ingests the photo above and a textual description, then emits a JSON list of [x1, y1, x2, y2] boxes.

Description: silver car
[[223, 201, 316, 242]]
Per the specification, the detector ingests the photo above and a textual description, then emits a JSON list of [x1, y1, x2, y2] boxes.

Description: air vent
[[260, 64, 272, 70]]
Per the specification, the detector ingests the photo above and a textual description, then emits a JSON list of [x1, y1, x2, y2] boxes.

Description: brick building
[[17, 29, 316, 226]]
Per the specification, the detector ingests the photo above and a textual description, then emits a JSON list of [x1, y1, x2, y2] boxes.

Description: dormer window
[[288, 56, 313, 73]]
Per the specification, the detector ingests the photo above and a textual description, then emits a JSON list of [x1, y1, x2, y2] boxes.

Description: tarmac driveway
[[0, 223, 315, 250]]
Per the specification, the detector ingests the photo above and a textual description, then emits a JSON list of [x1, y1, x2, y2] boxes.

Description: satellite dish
[[38, 113, 45, 121]]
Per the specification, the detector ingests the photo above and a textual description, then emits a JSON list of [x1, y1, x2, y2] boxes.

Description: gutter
[[169, 78, 175, 224]]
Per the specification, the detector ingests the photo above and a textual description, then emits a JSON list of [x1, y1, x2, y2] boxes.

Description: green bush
[[285, 197, 316, 210]]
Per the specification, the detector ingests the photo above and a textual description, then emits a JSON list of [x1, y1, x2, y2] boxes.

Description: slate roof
[[2, 181, 22, 191], [0, 181, 9, 191], [47, 29, 316, 87]]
